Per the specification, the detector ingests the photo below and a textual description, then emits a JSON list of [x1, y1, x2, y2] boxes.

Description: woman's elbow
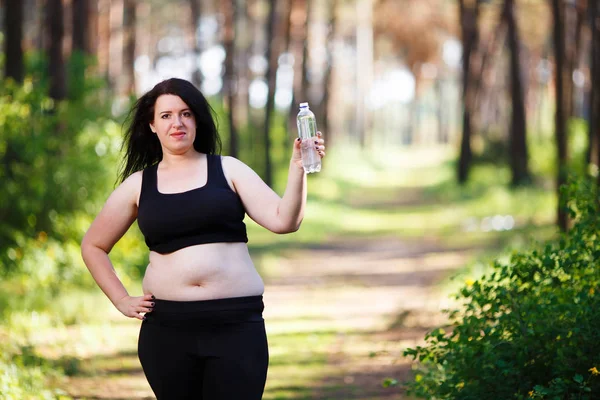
[[273, 220, 302, 234]]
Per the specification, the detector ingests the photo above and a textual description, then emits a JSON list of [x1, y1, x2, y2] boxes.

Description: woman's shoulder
[[117, 170, 144, 198], [220, 155, 256, 176], [123, 169, 144, 185], [220, 155, 248, 168]]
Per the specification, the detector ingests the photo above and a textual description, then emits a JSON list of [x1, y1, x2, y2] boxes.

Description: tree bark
[[87, 0, 99, 56], [407, 68, 421, 145], [70, 0, 90, 99], [457, 0, 480, 184], [281, 0, 294, 141], [321, 0, 338, 141], [121, 0, 137, 96], [221, 0, 239, 158], [47, 0, 67, 100], [287, 0, 309, 136], [72, 0, 89, 53], [189, 0, 203, 88], [551, 0, 569, 231], [97, 0, 111, 82], [263, 0, 279, 188], [300, 0, 312, 106], [504, 0, 530, 186], [4, 0, 24, 82], [356, 0, 373, 148], [588, 0, 600, 173]]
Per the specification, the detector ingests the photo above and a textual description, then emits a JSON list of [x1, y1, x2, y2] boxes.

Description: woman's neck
[[160, 150, 203, 169]]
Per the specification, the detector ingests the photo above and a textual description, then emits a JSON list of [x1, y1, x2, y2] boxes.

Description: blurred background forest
[[1, 0, 600, 399]]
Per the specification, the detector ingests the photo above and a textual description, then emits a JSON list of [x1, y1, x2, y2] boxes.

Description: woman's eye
[[183, 112, 192, 118], [161, 114, 170, 119]]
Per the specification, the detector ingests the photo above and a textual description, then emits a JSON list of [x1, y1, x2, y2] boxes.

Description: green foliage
[[0, 76, 117, 274], [403, 177, 600, 399], [529, 118, 590, 179]]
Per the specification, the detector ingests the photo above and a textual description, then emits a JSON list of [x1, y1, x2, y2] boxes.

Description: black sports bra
[[137, 154, 248, 254]]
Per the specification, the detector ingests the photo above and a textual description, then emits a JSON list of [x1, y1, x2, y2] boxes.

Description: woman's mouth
[[171, 131, 186, 139]]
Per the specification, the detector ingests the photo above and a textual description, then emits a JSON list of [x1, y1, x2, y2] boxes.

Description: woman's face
[[150, 94, 197, 154]]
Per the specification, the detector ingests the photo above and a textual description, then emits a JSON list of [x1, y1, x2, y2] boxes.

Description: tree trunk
[[321, 0, 338, 142], [47, 0, 67, 100], [108, 0, 124, 90], [571, 0, 586, 117], [72, 0, 89, 53], [552, 0, 569, 231], [504, 0, 530, 186], [281, 0, 294, 142], [189, 0, 203, 88], [300, 0, 312, 106], [263, 0, 279, 188], [97, 0, 111, 82], [121, 0, 137, 96], [457, 0, 480, 184], [588, 0, 600, 171], [355, 0, 373, 148], [70, 0, 90, 99], [4, 0, 24, 82], [222, 0, 238, 158], [87, 0, 99, 56], [287, 0, 309, 136]]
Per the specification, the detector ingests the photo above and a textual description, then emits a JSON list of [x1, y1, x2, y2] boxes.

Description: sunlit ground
[[1, 145, 558, 399]]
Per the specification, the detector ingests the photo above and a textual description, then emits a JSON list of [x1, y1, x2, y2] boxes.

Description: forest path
[[60, 230, 471, 400]]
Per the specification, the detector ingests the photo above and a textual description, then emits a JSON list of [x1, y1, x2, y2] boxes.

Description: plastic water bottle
[[296, 102, 321, 173]]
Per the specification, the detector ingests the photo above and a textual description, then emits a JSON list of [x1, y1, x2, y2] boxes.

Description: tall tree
[[240, 0, 257, 132], [287, 0, 309, 135], [356, 0, 373, 147], [4, 0, 24, 82], [300, 0, 312, 106], [551, 0, 569, 231], [97, 0, 111, 82], [281, 0, 294, 143], [72, 0, 89, 53], [121, 0, 137, 96], [457, 0, 480, 184], [221, 0, 239, 158], [189, 0, 203, 88], [321, 0, 338, 141], [263, 0, 279, 187], [504, 0, 530, 185], [588, 0, 600, 175], [47, 0, 67, 100], [87, 0, 99, 57], [71, 0, 90, 99]]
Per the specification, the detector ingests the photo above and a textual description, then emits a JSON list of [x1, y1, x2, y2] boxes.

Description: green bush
[[404, 177, 600, 399], [0, 75, 117, 271]]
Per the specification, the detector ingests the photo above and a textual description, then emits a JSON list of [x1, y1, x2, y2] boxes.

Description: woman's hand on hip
[[115, 293, 155, 320]]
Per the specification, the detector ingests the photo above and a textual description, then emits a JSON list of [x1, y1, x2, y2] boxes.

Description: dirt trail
[[262, 237, 470, 399], [62, 231, 471, 400]]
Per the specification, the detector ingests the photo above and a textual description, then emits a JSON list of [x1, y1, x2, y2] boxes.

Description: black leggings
[[138, 295, 269, 400]]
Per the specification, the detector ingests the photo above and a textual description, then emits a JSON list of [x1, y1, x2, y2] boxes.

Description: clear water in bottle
[[296, 102, 321, 173]]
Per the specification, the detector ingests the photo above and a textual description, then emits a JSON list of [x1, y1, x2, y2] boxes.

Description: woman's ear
[[149, 123, 156, 133]]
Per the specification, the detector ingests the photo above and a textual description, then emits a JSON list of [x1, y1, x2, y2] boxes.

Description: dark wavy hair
[[118, 78, 222, 183]]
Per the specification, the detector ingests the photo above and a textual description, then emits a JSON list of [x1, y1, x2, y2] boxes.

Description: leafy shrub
[[404, 177, 600, 399], [0, 75, 117, 271]]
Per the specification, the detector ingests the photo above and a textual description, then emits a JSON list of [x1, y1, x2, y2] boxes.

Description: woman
[[81, 78, 325, 399]]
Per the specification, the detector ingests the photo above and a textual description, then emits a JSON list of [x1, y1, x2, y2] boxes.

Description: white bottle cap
[[299, 102, 309, 108]]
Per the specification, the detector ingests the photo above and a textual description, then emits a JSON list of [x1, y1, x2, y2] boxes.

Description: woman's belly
[[142, 242, 264, 301]]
